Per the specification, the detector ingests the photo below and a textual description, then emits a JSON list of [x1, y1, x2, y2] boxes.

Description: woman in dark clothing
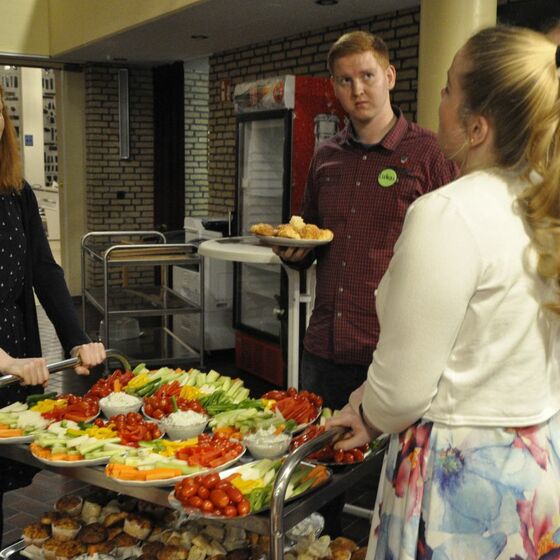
[[0, 85, 105, 545]]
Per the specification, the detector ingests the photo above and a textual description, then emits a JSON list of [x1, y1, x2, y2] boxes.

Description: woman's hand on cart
[[326, 406, 372, 451], [326, 385, 381, 450], [70, 342, 106, 375], [0, 349, 49, 386]]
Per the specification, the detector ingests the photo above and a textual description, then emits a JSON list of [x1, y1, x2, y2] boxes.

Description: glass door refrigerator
[[233, 75, 343, 386]]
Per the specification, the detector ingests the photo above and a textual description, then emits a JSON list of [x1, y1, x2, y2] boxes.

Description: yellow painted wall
[[0, 0, 50, 56], [48, 0, 205, 56]]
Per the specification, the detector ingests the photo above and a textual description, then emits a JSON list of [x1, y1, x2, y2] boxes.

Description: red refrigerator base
[[235, 331, 284, 387]]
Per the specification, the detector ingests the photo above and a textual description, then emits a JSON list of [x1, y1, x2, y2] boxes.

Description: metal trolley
[[0, 354, 386, 560]]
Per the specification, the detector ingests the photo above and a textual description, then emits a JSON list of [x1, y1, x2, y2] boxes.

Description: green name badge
[[378, 168, 398, 188]]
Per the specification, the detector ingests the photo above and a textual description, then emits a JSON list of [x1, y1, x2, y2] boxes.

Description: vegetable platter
[[29, 420, 130, 466], [0, 391, 99, 444], [104, 432, 246, 486], [122, 364, 251, 403], [169, 458, 331, 519], [29, 412, 163, 465]]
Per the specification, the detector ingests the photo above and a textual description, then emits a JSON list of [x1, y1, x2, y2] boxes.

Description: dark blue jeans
[[299, 350, 371, 537], [300, 349, 369, 410]]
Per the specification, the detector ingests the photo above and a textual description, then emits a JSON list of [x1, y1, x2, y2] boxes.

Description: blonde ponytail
[[461, 27, 560, 314]]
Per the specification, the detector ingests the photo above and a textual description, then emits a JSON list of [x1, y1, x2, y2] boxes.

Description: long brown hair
[[460, 26, 560, 314], [0, 85, 23, 192]]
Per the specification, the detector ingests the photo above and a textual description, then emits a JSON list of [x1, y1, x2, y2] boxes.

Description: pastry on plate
[[52, 517, 81, 542], [276, 224, 301, 239], [249, 223, 276, 237], [42, 537, 64, 560], [124, 513, 152, 540], [55, 496, 83, 517], [157, 544, 189, 560], [54, 539, 86, 560], [41, 512, 62, 526], [22, 522, 50, 546], [78, 522, 107, 545]]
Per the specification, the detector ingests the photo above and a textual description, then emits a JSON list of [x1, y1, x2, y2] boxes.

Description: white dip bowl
[[99, 393, 142, 418], [159, 410, 208, 440]]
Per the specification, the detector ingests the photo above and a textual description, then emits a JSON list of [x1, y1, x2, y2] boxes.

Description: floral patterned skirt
[[366, 411, 560, 560]]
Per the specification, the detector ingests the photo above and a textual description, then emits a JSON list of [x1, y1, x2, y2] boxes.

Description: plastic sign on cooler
[[234, 75, 296, 112]]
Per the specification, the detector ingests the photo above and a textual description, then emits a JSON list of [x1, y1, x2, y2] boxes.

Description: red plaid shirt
[[302, 108, 459, 365]]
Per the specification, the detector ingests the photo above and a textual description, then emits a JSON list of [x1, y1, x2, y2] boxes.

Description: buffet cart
[[0, 353, 386, 560]]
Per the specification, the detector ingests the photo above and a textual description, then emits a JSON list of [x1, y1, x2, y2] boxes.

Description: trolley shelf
[[107, 326, 200, 367], [81, 231, 205, 369], [0, 441, 384, 536], [84, 286, 200, 317]]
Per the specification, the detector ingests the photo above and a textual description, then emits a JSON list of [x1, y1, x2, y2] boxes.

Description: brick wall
[[207, 6, 420, 215], [184, 68, 209, 216], [84, 65, 155, 289]]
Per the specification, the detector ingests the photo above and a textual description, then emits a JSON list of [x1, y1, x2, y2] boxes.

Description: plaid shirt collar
[[339, 105, 409, 152]]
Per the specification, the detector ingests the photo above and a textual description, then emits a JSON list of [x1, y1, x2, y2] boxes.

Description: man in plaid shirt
[[275, 29, 457, 536], [278, 31, 457, 410]]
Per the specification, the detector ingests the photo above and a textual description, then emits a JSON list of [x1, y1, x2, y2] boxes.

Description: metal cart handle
[[270, 426, 346, 559], [0, 348, 131, 389]]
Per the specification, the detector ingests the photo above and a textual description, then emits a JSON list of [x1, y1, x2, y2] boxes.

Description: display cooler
[[233, 75, 343, 385]]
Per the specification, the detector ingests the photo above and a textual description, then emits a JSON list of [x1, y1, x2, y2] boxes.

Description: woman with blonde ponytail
[[327, 26, 560, 559]]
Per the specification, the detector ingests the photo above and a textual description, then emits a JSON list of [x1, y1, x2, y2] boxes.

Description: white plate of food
[[0, 433, 38, 445], [30, 453, 111, 467], [168, 460, 332, 519], [104, 444, 246, 487], [254, 235, 332, 248]]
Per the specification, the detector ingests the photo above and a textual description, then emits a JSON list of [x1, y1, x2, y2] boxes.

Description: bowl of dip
[[99, 392, 142, 418], [244, 426, 292, 459], [158, 410, 208, 440]]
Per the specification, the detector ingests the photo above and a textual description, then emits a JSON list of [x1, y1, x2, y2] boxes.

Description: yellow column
[[55, 69, 87, 296], [417, 0, 497, 132]]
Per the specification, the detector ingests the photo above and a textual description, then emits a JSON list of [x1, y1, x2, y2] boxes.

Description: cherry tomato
[[201, 499, 215, 513], [203, 473, 220, 489], [188, 495, 203, 509], [237, 499, 251, 516], [353, 449, 365, 462], [225, 486, 243, 504], [194, 476, 204, 485], [224, 505, 238, 518], [334, 449, 345, 463], [197, 485, 210, 500], [344, 452, 355, 464], [177, 484, 196, 501], [210, 489, 229, 509]]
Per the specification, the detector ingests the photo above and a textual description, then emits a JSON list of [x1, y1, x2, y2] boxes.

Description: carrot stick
[[302, 464, 327, 482], [0, 428, 23, 437], [144, 468, 182, 480]]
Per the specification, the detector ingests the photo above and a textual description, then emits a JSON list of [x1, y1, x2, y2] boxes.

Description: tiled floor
[[1, 305, 378, 549]]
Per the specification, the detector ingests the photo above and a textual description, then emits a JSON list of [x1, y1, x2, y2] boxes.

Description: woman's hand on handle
[[0, 349, 49, 386], [326, 405, 373, 450], [70, 342, 106, 375], [326, 383, 381, 450]]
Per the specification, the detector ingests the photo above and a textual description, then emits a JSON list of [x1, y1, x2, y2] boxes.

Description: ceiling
[[54, 0, 420, 66]]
